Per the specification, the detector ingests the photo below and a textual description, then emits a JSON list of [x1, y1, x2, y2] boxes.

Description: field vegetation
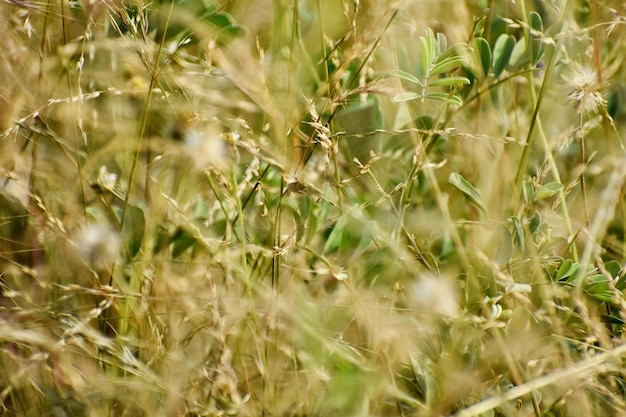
[[3, 0, 626, 416]]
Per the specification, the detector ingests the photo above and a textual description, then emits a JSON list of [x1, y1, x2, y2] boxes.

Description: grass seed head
[[564, 64, 606, 115]]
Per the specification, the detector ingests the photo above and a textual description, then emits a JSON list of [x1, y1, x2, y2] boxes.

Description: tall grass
[[2, 0, 626, 416]]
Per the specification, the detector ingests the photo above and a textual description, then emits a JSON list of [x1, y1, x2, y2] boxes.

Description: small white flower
[[75, 223, 121, 269], [183, 127, 227, 169], [410, 274, 459, 318], [98, 166, 117, 191]]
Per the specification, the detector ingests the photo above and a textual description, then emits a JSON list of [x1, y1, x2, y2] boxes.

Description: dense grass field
[[3, 0, 626, 415]]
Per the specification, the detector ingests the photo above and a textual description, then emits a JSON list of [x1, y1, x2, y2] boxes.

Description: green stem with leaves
[[514, 0, 577, 261]]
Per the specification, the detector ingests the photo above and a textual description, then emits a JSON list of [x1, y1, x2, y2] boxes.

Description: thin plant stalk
[[515, 0, 578, 261]]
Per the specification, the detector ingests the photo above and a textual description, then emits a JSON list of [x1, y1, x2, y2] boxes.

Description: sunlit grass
[[3, 1, 626, 416]]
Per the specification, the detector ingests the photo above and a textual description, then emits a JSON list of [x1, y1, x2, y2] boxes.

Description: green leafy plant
[[390, 28, 470, 106]]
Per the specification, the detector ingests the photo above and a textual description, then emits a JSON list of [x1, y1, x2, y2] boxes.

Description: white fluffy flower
[[75, 223, 121, 269], [563, 64, 606, 115], [410, 274, 460, 318], [183, 127, 228, 169]]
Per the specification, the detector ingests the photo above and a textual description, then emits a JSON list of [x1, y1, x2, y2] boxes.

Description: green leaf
[[616, 274, 626, 291], [556, 259, 580, 281], [474, 37, 491, 77], [323, 214, 372, 257], [429, 76, 471, 87], [601, 314, 626, 325], [522, 180, 534, 204], [282, 197, 304, 241], [533, 182, 563, 201], [440, 229, 455, 259], [436, 32, 447, 57], [529, 12, 543, 32], [420, 29, 437, 76], [492, 34, 516, 78], [605, 260, 622, 278], [389, 69, 423, 86], [354, 222, 374, 258], [335, 97, 380, 139], [589, 291, 617, 304], [424, 93, 463, 106], [170, 227, 196, 258], [391, 92, 421, 102], [608, 89, 622, 118], [585, 274, 616, 304], [362, 247, 405, 286], [205, 8, 246, 39], [191, 196, 210, 221], [528, 212, 541, 236], [153, 3, 246, 46], [528, 11, 545, 64], [430, 56, 468, 77], [307, 200, 331, 243], [324, 218, 347, 254], [509, 38, 528, 69], [85, 205, 108, 224], [510, 215, 524, 248], [449, 172, 487, 212], [152, 225, 169, 255], [123, 204, 146, 258], [436, 42, 469, 63], [415, 115, 435, 130]]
